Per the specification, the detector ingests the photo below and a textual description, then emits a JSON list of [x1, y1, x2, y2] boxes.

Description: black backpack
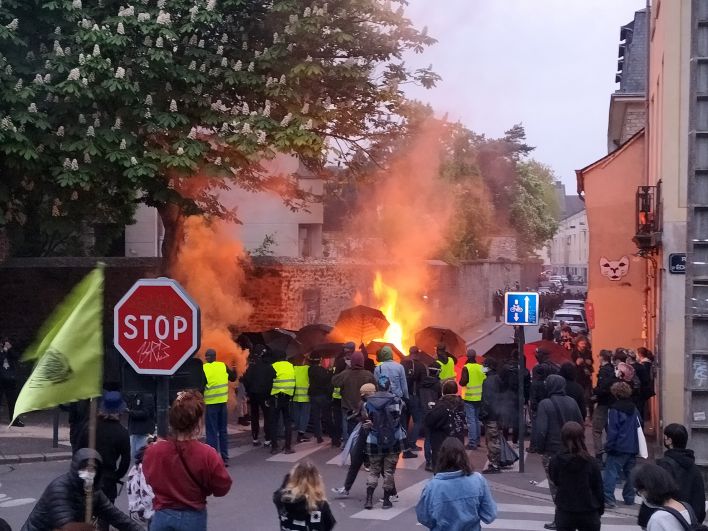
[[660, 503, 708, 531], [370, 397, 398, 448]]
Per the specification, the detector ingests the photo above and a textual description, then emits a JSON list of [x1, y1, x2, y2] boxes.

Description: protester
[[549, 421, 604, 531], [459, 347, 485, 450], [270, 349, 297, 455], [330, 342, 355, 448], [202, 348, 237, 464], [76, 390, 131, 511], [539, 322, 555, 342], [242, 345, 276, 447], [332, 383, 376, 498], [374, 345, 409, 400], [424, 380, 466, 469], [363, 375, 405, 510], [532, 374, 584, 530], [143, 390, 232, 531], [492, 290, 504, 323], [420, 365, 443, 472], [22, 448, 141, 531], [416, 437, 498, 531], [480, 358, 504, 474], [627, 349, 650, 419], [333, 350, 376, 436], [558, 326, 575, 351], [401, 346, 427, 458], [591, 350, 618, 459], [499, 355, 529, 447], [126, 443, 155, 527], [559, 363, 586, 421], [126, 391, 155, 460], [293, 361, 312, 443], [571, 336, 593, 419], [435, 344, 456, 381], [633, 464, 702, 531], [602, 381, 640, 508], [638, 423, 706, 528], [637, 347, 656, 421], [308, 354, 333, 444], [0, 336, 22, 426], [274, 460, 336, 531]]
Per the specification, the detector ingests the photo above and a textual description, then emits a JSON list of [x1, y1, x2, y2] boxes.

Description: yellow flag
[[12, 266, 104, 424]]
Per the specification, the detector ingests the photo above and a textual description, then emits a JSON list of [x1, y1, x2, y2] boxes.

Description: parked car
[[561, 300, 585, 310], [550, 309, 588, 335]]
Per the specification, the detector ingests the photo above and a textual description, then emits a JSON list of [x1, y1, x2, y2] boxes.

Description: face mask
[[482, 367, 489, 374], [78, 468, 96, 487]]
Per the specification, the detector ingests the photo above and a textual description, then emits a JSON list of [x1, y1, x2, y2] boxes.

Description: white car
[[551, 309, 588, 334], [561, 300, 585, 310]]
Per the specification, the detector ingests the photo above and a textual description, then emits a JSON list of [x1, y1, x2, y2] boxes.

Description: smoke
[[171, 217, 252, 375]]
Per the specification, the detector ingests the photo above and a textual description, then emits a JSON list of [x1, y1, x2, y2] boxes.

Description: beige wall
[[583, 134, 646, 353], [549, 210, 588, 280]]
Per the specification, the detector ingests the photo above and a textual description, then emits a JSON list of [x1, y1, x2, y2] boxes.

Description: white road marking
[[484, 520, 636, 531], [397, 452, 426, 470], [533, 479, 642, 505], [351, 479, 428, 520]]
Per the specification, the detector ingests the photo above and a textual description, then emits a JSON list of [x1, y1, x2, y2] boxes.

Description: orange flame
[[371, 272, 423, 353]]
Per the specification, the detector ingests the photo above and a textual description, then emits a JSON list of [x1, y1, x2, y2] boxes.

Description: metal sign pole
[[156, 377, 169, 437], [515, 325, 526, 473]]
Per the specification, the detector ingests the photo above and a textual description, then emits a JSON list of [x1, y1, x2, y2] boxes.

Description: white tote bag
[[637, 416, 649, 459]]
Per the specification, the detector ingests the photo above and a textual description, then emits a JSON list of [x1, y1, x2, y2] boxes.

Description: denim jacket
[[416, 471, 497, 531]]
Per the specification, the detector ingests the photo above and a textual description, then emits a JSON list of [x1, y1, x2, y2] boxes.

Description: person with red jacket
[[143, 390, 232, 531]]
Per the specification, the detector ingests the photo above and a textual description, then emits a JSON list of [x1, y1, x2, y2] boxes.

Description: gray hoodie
[[532, 375, 584, 455]]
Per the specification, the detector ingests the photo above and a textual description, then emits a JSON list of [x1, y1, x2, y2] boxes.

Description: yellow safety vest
[[463, 363, 486, 402], [293, 365, 310, 403], [332, 386, 341, 399], [437, 358, 456, 380], [203, 361, 229, 405], [271, 361, 295, 396]]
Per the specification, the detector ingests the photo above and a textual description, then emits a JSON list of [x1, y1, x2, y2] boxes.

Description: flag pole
[[84, 397, 98, 523]]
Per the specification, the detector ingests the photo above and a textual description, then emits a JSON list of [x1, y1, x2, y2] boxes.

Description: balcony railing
[[633, 184, 662, 251]]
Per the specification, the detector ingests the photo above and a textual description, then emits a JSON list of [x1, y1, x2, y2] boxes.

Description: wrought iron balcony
[[633, 184, 662, 251]]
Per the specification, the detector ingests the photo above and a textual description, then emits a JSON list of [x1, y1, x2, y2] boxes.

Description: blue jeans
[[603, 452, 636, 504], [292, 401, 311, 433], [152, 508, 206, 531], [464, 401, 481, 448], [130, 434, 148, 460], [205, 403, 228, 462]]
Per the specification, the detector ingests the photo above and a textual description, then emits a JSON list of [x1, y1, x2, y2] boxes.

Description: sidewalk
[[461, 314, 505, 345]]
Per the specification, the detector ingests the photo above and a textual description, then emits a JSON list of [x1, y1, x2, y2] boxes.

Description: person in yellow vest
[[202, 348, 237, 466], [293, 362, 311, 443], [269, 350, 296, 455], [435, 343, 457, 380], [459, 347, 486, 450]]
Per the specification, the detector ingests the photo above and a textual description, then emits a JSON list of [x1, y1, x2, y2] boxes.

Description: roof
[[575, 128, 645, 195]]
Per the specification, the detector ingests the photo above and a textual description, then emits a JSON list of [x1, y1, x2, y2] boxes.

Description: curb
[[467, 322, 506, 347], [0, 451, 72, 465]]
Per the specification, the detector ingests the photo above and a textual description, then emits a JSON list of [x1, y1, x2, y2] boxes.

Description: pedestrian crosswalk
[[350, 480, 428, 520]]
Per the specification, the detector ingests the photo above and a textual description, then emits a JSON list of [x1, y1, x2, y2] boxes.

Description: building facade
[[548, 209, 588, 282]]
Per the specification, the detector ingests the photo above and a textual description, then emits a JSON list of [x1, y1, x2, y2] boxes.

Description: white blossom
[[0, 117, 16, 132], [279, 74, 286, 85], [263, 100, 272, 117], [241, 123, 251, 134], [130, 156, 138, 165], [156, 11, 171, 25], [189, 60, 196, 70], [67, 68, 81, 81], [187, 127, 197, 139], [71, 159, 79, 171], [173, 46, 178, 53], [247, 61, 254, 72], [82, 77, 88, 86], [53, 40, 63, 55], [93, 44, 100, 56], [81, 18, 91, 29], [28, 103, 38, 113], [303, 7, 311, 17], [254, 50, 261, 58], [78, 114, 86, 124], [115, 66, 125, 79], [117, 22, 125, 34], [4, 65, 11, 76], [157, 0, 166, 7], [143, 36, 152, 46], [273, 32, 279, 44], [64, 47, 71, 56], [189, 5, 199, 20], [83, 152, 91, 163], [113, 117, 122, 130], [63, 158, 71, 170], [303, 118, 314, 130], [241, 102, 249, 115], [169, 99, 177, 112], [71, 190, 79, 200], [207, 0, 216, 10], [220, 122, 229, 133], [316, 8, 324, 16], [56, 126, 65, 137], [79, 53, 86, 65], [119, 139, 127, 149], [214, 156, 222, 165], [33, 74, 43, 85], [289, 14, 298, 24], [189, 35, 198, 46], [118, 5, 135, 16], [14, 79, 22, 91], [266, 77, 274, 88], [242, 41, 248, 50], [198, 39, 204, 48], [217, 45, 224, 55], [156, 36, 163, 48], [257, 131, 266, 144], [165, 82, 172, 91], [43, 73, 51, 83], [176, 146, 184, 155], [92, 24, 99, 31], [199, 63, 206, 73], [86, 125, 95, 136], [287, 43, 294, 51], [280, 113, 292, 126], [233, 60, 242, 71], [301, 102, 309, 114], [305, 55, 313, 62], [221, 33, 228, 44], [6, 19, 18, 31], [145, 94, 152, 105], [137, 13, 150, 22], [221, 57, 228, 67]]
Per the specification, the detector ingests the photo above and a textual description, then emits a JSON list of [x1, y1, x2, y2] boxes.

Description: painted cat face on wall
[[600, 256, 629, 281]]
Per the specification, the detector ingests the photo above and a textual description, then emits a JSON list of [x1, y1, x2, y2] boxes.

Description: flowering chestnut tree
[[0, 0, 437, 264]]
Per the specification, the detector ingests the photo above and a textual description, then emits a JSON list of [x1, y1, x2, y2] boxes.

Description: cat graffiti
[[600, 256, 629, 281]]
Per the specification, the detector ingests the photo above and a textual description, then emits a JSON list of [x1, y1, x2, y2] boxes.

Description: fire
[[372, 272, 422, 353]]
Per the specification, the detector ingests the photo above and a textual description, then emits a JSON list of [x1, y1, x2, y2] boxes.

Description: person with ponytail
[[143, 390, 232, 531], [548, 421, 604, 531]]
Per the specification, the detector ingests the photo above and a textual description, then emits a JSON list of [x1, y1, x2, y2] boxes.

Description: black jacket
[[638, 448, 706, 526], [419, 375, 442, 414], [559, 364, 586, 418], [424, 394, 466, 463], [532, 375, 584, 455], [126, 392, 155, 436], [0, 343, 19, 381], [549, 451, 604, 514], [593, 363, 617, 406], [273, 476, 336, 531], [22, 449, 141, 531], [242, 359, 276, 397], [401, 357, 426, 397], [480, 370, 503, 422], [308, 364, 332, 398], [76, 417, 131, 499]]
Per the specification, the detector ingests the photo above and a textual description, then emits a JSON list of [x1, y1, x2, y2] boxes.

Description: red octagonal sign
[[114, 278, 201, 375]]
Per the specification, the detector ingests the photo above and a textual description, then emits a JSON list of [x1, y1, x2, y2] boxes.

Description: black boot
[[382, 491, 393, 509], [364, 487, 374, 510]]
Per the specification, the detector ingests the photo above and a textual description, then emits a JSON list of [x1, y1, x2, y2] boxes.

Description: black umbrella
[[262, 328, 303, 359], [307, 342, 347, 359], [483, 343, 517, 363], [415, 326, 467, 359], [236, 332, 265, 351], [296, 324, 334, 351]]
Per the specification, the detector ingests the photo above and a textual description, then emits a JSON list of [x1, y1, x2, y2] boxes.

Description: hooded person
[[332, 350, 376, 437], [401, 346, 427, 457], [532, 374, 584, 530], [559, 363, 586, 421], [374, 346, 409, 400], [424, 380, 466, 469], [22, 448, 141, 531], [330, 342, 356, 447], [419, 364, 443, 471], [242, 345, 277, 447]]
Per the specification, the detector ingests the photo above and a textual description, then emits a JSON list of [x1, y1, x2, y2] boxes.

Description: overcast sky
[[403, 0, 647, 191]]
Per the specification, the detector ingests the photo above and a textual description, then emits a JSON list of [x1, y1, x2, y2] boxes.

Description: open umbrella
[[262, 328, 303, 359], [482, 343, 517, 364], [235, 332, 265, 351], [366, 341, 404, 363], [415, 326, 467, 359], [307, 342, 347, 359], [296, 324, 333, 351], [524, 340, 572, 371], [331, 305, 390, 344]]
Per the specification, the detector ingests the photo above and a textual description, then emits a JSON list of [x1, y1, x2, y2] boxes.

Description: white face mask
[[78, 468, 96, 486], [482, 367, 489, 374]]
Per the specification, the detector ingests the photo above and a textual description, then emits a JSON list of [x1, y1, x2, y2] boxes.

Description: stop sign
[[114, 278, 201, 375]]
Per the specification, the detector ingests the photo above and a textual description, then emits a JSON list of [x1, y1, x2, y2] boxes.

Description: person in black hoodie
[[549, 421, 604, 531], [559, 363, 586, 422], [591, 350, 617, 459], [424, 380, 466, 469], [637, 423, 706, 528], [401, 347, 427, 458], [419, 365, 442, 472], [480, 358, 504, 475], [242, 345, 276, 447], [274, 460, 336, 531], [308, 354, 333, 444], [126, 392, 155, 460]]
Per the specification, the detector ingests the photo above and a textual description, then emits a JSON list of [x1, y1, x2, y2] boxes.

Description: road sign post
[[114, 278, 201, 437], [504, 291, 538, 473]]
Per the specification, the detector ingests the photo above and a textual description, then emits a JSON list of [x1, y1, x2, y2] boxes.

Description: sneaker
[[331, 487, 349, 497], [543, 522, 557, 530], [605, 501, 617, 509], [252, 439, 261, 447], [296, 433, 311, 443], [363, 464, 370, 472], [481, 466, 501, 475], [283, 448, 295, 455], [424, 462, 433, 472], [264, 440, 272, 448], [379, 495, 399, 503], [382, 498, 393, 509], [402, 450, 417, 459], [11, 419, 24, 428]]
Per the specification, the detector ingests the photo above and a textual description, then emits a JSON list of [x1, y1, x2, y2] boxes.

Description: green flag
[[12, 265, 105, 424]]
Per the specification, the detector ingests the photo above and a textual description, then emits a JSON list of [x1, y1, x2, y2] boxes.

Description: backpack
[[369, 397, 398, 448], [659, 503, 708, 531]]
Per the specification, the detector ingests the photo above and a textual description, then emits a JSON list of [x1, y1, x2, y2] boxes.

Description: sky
[[402, 0, 647, 191]]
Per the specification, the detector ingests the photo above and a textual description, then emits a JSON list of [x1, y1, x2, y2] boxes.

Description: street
[[0, 324, 639, 531]]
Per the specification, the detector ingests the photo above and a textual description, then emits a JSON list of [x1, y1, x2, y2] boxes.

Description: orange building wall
[[583, 133, 647, 353]]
